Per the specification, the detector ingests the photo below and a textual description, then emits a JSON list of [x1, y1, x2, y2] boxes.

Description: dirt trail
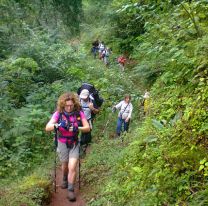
[[49, 166, 86, 206]]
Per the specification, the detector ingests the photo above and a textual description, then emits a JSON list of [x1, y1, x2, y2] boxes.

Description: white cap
[[80, 89, 89, 99]]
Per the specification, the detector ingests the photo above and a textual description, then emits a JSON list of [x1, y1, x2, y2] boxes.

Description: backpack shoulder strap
[[58, 112, 62, 123], [120, 103, 129, 118], [74, 110, 83, 127], [58, 112, 70, 123]]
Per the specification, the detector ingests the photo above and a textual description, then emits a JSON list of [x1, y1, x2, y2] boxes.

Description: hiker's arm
[[115, 101, 122, 110], [79, 118, 90, 132], [89, 102, 99, 114], [45, 118, 57, 132], [92, 107, 99, 114]]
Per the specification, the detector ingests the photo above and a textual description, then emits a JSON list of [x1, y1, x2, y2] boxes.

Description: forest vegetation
[[0, 0, 207, 205]]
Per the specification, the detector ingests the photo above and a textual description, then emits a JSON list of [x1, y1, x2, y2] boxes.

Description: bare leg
[[61, 162, 68, 189], [62, 162, 68, 176], [67, 158, 79, 201], [68, 158, 79, 186]]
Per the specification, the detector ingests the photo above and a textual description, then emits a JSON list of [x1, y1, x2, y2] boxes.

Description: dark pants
[[91, 47, 98, 58], [80, 132, 92, 155], [80, 131, 92, 146], [116, 117, 130, 136]]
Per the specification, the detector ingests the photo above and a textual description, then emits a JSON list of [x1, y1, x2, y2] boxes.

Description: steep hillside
[[80, 1, 208, 205], [0, 1, 207, 205]]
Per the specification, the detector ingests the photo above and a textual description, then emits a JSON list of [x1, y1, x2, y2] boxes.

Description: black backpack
[[77, 83, 104, 107]]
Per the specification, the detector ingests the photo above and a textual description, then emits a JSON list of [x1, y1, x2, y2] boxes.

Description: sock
[[68, 183, 74, 191], [63, 174, 67, 182]]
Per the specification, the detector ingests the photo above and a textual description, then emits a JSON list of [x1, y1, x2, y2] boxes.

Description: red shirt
[[118, 56, 126, 64]]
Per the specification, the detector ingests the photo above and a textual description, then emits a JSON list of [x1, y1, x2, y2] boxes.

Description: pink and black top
[[52, 111, 86, 144]]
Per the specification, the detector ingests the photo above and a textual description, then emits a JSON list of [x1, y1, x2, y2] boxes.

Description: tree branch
[[180, 2, 201, 37]]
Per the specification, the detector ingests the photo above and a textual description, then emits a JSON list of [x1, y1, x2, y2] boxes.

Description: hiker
[[91, 40, 99, 58], [143, 91, 150, 116], [98, 41, 105, 59], [102, 47, 111, 67], [113, 94, 133, 137], [117, 55, 127, 71], [79, 88, 100, 151], [45, 92, 90, 202]]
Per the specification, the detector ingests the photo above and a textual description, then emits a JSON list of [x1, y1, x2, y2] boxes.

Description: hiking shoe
[[68, 190, 76, 202], [61, 180, 68, 189]]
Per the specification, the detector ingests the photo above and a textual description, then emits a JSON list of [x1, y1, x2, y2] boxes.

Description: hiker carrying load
[[78, 83, 103, 151], [113, 94, 133, 137], [98, 41, 105, 59], [102, 47, 111, 67], [117, 55, 127, 71], [45, 92, 90, 202], [91, 40, 99, 59]]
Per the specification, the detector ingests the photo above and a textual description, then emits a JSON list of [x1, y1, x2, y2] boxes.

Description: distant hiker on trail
[[45, 92, 90, 202], [79, 88, 100, 151], [142, 91, 150, 116], [113, 94, 133, 137], [102, 47, 111, 67], [91, 40, 99, 59], [98, 41, 105, 59], [117, 55, 127, 71]]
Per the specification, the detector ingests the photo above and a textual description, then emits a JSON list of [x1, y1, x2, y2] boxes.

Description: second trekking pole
[[54, 125, 58, 193], [78, 138, 81, 190]]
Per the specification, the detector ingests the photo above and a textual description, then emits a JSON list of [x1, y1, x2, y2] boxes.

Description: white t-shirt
[[99, 43, 104, 52], [80, 99, 91, 120], [115, 100, 133, 119]]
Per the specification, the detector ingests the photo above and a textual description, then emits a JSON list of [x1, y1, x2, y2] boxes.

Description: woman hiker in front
[[45, 92, 90, 202]]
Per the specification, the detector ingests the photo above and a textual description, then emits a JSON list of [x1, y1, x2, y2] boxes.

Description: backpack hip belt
[[59, 135, 78, 148]]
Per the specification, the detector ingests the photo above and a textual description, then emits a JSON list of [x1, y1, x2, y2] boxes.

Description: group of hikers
[[45, 83, 150, 202], [91, 39, 127, 71]]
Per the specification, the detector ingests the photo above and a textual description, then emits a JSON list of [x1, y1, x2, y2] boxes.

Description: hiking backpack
[[77, 83, 104, 107]]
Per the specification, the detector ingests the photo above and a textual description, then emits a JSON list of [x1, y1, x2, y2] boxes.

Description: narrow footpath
[[49, 167, 86, 206]]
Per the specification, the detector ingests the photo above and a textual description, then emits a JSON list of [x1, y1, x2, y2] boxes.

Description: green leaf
[[144, 135, 158, 143], [152, 119, 164, 130], [132, 167, 142, 173], [200, 159, 207, 165], [199, 165, 205, 171]]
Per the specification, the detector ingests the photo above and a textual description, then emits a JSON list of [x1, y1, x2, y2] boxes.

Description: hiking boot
[[68, 190, 76, 202], [61, 180, 68, 189]]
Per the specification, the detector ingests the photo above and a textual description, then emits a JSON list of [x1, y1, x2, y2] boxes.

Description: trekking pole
[[78, 138, 81, 190], [54, 126, 58, 193], [54, 144, 57, 193], [102, 107, 114, 136], [102, 118, 110, 136]]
